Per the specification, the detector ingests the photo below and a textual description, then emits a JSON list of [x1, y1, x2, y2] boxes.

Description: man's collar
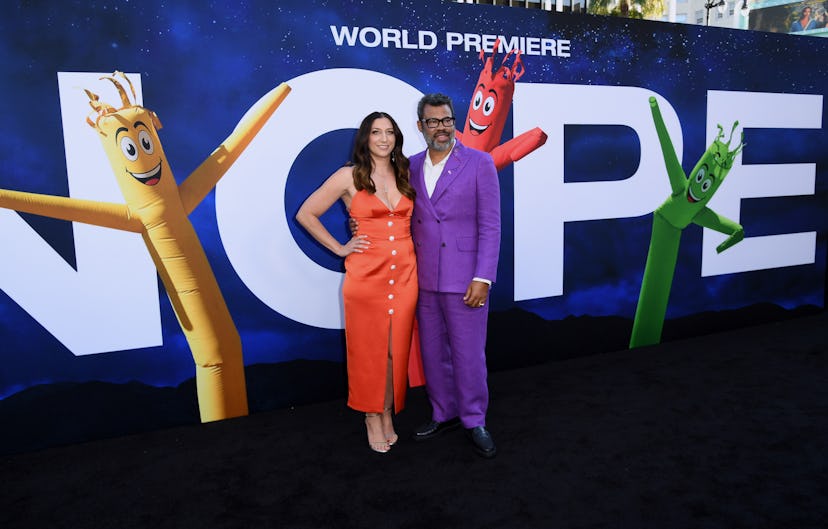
[[427, 139, 456, 166]]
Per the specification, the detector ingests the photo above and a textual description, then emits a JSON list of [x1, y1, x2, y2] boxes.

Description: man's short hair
[[417, 93, 455, 120]]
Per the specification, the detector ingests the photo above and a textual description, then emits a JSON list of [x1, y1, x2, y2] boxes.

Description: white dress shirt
[[423, 140, 454, 198]]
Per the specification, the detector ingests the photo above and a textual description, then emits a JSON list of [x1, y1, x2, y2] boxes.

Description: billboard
[[749, 1, 828, 33], [1, 0, 826, 452]]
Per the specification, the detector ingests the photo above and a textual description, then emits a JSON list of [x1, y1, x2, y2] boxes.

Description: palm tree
[[588, 0, 665, 20]]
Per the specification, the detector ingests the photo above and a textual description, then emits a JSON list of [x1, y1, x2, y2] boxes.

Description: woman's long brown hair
[[351, 111, 415, 200]]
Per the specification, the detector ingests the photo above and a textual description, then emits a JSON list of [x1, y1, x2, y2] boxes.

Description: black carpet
[[2, 311, 827, 529]]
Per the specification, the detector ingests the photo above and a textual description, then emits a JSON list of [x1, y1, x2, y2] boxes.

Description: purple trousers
[[416, 289, 489, 428]]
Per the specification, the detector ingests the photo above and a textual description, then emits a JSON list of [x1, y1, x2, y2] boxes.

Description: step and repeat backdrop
[[1, 0, 826, 449]]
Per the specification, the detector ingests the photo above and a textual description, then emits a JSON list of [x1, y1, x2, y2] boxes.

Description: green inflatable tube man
[[629, 96, 746, 349]]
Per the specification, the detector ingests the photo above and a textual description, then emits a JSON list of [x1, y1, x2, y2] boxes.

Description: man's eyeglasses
[[420, 117, 456, 129]]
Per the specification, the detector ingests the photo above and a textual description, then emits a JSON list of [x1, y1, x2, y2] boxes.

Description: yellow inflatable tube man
[[0, 72, 290, 422]]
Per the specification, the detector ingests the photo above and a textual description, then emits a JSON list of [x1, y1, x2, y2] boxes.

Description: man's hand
[[463, 280, 490, 308]]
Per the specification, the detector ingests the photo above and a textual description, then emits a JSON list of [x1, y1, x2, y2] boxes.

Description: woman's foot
[[365, 413, 390, 453], [382, 407, 399, 446]]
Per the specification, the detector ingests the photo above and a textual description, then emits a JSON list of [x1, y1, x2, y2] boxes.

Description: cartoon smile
[[129, 162, 162, 186], [686, 188, 700, 203], [468, 118, 489, 136]]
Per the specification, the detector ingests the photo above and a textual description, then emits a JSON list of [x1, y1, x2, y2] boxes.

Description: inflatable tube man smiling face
[[684, 123, 744, 208], [86, 71, 178, 209], [462, 37, 524, 153]]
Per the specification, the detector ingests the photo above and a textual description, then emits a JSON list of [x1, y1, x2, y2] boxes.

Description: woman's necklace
[[373, 173, 394, 208]]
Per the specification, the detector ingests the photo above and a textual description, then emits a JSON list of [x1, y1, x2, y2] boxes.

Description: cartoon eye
[[695, 166, 706, 183], [120, 137, 139, 161], [472, 90, 483, 110], [138, 130, 154, 154], [701, 179, 712, 192], [482, 96, 496, 116]]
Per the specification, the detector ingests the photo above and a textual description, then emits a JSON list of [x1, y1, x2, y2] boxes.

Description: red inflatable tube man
[[456, 37, 548, 170]]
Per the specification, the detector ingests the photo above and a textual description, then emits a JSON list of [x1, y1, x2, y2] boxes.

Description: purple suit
[[410, 140, 501, 428]]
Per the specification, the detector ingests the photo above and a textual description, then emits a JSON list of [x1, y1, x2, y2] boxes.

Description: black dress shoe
[[411, 417, 461, 441], [466, 426, 497, 458]]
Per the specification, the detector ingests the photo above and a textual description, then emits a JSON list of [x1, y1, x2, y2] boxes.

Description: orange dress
[[343, 190, 418, 413]]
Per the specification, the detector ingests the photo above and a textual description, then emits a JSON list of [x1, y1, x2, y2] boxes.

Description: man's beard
[[425, 131, 453, 152]]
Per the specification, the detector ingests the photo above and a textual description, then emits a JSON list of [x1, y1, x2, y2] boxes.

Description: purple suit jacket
[[410, 140, 501, 294]]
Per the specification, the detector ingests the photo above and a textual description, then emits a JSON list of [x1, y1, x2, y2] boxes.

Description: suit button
[[441, 243, 446, 247]]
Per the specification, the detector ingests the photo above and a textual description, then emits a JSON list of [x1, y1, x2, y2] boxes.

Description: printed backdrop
[[1, 0, 826, 449]]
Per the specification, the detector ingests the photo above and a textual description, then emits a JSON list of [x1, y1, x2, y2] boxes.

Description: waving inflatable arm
[[0, 191, 141, 232], [179, 85, 289, 214]]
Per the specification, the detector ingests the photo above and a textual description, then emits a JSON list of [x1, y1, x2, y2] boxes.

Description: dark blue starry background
[[0, 0, 826, 398]]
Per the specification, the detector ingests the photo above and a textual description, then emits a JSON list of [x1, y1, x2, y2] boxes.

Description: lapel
[[411, 153, 426, 195], [430, 141, 465, 205], [411, 153, 438, 219]]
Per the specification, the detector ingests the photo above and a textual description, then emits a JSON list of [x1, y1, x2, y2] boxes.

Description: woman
[[296, 112, 417, 453]]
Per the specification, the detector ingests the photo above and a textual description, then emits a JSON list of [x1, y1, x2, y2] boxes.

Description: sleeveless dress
[[343, 190, 418, 413]]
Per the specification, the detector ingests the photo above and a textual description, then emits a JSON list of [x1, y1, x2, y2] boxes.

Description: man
[[409, 93, 501, 458]]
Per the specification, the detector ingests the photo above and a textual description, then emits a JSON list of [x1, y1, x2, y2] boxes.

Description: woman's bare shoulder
[[328, 165, 357, 198]]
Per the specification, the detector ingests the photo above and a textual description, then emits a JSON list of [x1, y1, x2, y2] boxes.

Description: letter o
[[216, 68, 423, 328], [359, 27, 382, 47]]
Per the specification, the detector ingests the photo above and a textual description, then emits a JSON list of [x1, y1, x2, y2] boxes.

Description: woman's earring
[[391, 151, 396, 163]]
